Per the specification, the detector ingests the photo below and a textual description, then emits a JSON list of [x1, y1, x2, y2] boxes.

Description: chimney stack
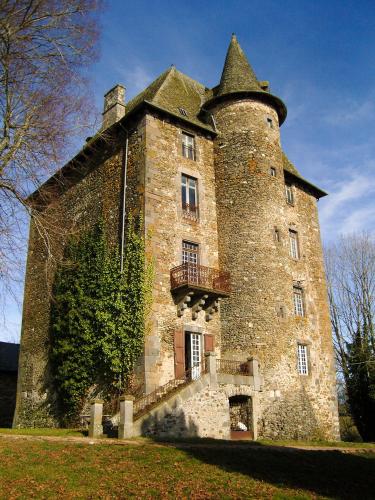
[[101, 84, 126, 130]]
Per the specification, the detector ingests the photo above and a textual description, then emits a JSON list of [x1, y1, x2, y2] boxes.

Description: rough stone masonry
[[14, 35, 340, 440]]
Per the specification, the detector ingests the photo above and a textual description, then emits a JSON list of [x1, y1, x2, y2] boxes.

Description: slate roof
[[282, 153, 327, 198], [216, 34, 263, 96], [0, 342, 19, 372], [126, 66, 213, 132], [28, 35, 325, 201]]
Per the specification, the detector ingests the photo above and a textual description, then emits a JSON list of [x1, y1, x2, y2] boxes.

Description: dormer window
[[182, 132, 196, 160], [178, 107, 188, 117]]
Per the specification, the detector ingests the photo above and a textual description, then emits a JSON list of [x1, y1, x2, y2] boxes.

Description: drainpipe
[[120, 131, 129, 273]]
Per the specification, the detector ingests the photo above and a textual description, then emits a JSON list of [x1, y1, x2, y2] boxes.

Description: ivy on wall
[[50, 217, 153, 425]]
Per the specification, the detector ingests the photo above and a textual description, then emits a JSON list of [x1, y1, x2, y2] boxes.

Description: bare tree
[[0, 0, 101, 316], [325, 233, 375, 441]]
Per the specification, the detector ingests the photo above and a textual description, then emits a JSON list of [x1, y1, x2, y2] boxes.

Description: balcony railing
[[182, 203, 199, 221], [170, 263, 230, 294], [216, 359, 250, 375]]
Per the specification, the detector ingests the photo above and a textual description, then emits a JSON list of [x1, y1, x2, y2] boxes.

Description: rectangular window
[[181, 174, 198, 220], [270, 166, 276, 177], [285, 183, 294, 205], [182, 132, 196, 160], [289, 230, 299, 259], [293, 287, 304, 316], [182, 240, 199, 265], [297, 344, 309, 375], [266, 117, 274, 129]]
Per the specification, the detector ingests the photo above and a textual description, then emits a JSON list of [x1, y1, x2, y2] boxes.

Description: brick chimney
[[101, 84, 126, 130]]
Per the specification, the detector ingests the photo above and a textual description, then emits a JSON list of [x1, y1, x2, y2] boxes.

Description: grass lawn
[[0, 428, 85, 437], [0, 436, 374, 499]]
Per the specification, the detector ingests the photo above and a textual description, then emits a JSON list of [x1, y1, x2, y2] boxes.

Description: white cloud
[[323, 99, 374, 125]]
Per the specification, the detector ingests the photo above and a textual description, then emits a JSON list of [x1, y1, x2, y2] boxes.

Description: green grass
[[0, 437, 374, 499], [0, 428, 85, 437]]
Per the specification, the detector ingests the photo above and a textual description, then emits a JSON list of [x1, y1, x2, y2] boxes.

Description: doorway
[[185, 332, 201, 380], [229, 395, 253, 440]]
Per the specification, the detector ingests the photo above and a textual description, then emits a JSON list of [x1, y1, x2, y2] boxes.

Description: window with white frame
[[293, 286, 304, 316], [181, 174, 198, 220], [182, 240, 199, 265], [297, 344, 309, 375], [182, 132, 196, 160], [285, 183, 294, 204], [289, 230, 299, 259]]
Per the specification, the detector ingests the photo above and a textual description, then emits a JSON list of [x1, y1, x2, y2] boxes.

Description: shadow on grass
[[162, 438, 375, 499]]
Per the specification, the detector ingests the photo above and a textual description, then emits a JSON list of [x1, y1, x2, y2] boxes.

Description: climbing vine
[[50, 216, 153, 425]]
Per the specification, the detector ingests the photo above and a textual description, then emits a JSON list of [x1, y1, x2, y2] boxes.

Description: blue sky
[[2, 0, 375, 342]]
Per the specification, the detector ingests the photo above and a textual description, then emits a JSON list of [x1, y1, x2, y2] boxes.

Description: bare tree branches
[[0, 0, 101, 314], [325, 233, 375, 440]]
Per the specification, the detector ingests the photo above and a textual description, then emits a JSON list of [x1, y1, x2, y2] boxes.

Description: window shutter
[[204, 334, 214, 352], [174, 330, 185, 379]]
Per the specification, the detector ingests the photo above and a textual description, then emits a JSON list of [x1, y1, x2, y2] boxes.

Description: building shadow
[[167, 439, 375, 499], [140, 407, 199, 439]]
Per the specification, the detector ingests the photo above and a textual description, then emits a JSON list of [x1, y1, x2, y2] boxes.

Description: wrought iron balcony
[[170, 263, 230, 296], [182, 203, 199, 221]]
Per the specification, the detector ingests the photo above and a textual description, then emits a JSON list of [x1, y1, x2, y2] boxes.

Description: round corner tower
[[206, 35, 340, 440]]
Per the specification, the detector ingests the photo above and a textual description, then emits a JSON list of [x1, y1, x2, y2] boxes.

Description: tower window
[[293, 286, 304, 317], [270, 167, 276, 177], [297, 344, 309, 375], [181, 174, 199, 220], [266, 117, 274, 129], [289, 230, 299, 259], [182, 132, 196, 160], [285, 183, 294, 205], [274, 227, 281, 243]]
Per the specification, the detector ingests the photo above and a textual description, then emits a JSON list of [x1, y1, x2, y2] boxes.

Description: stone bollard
[[247, 358, 261, 391], [118, 395, 134, 439], [205, 352, 218, 389], [88, 399, 104, 438]]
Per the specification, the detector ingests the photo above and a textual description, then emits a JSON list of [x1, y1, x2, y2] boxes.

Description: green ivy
[[50, 217, 153, 425]]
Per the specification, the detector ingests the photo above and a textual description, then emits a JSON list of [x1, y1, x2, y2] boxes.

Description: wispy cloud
[[323, 99, 374, 125], [319, 170, 375, 241]]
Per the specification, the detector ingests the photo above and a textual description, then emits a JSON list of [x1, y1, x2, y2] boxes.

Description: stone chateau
[[14, 35, 340, 440]]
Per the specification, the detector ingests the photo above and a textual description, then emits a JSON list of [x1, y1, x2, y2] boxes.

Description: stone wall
[[14, 121, 146, 427], [143, 113, 222, 392], [134, 375, 258, 440], [212, 97, 339, 440]]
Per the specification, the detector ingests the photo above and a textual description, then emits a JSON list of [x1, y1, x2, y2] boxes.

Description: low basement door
[[185, 332, 201, 380]]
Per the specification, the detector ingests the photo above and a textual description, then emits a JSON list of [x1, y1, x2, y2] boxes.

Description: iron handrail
[[133, 361, 206, 418]]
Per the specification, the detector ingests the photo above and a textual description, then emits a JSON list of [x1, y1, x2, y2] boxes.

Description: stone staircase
[[133, 365, 205, 419]]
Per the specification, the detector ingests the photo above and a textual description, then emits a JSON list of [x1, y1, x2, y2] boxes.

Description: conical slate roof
[[217, 34, 262, 96], [206, 35, 287, 125]]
